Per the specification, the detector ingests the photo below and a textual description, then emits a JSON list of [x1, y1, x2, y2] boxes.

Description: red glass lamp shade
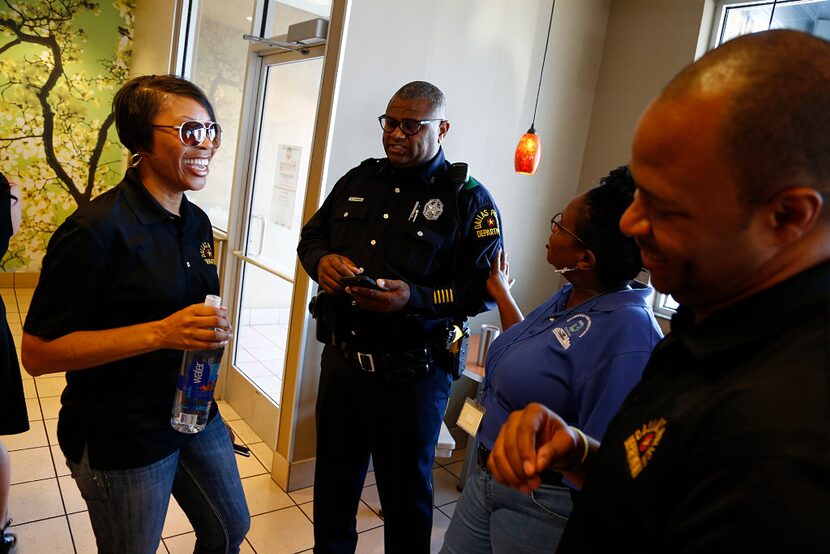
[[514, 128, 541, 175]]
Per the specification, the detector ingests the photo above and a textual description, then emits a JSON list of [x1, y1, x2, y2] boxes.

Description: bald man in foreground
[[487, 30, 830, 553]]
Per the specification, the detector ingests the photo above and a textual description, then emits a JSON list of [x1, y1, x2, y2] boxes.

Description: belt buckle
[[357, 352, 376, 372]]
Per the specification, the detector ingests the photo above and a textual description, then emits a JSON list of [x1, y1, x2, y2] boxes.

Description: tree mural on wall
[[0, 0, 134, 270]]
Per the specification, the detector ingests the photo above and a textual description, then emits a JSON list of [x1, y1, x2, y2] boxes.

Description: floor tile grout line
[[65, 512, 79, 554]]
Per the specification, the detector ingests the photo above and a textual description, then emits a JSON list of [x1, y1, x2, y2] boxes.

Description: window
[[652, 0, 830, 318], [715, 0, 830, 46], [178, 0, 260, 232]]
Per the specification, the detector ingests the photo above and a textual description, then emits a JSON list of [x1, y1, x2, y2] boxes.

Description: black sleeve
[[407, 181, 502, 319], [297, 167, 359, 282], [24, 220, 108, 339]]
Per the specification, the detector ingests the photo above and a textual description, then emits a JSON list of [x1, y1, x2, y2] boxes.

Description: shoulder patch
[[472, 207, 500, 239]]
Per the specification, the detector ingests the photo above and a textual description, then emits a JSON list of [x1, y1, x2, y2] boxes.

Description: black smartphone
[[339, 275, 381, 290]]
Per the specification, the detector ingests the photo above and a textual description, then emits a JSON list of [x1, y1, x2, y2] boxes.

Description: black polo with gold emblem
[[559, 261, 830, 553], [24, 167, 220, 470]]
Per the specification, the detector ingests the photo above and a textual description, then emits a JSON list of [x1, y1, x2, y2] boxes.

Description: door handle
[[248, 214, 265, 256]]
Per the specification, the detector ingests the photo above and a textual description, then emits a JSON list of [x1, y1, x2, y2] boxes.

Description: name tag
[[348, 196, 364, 202], [457, 397, 486, 437]]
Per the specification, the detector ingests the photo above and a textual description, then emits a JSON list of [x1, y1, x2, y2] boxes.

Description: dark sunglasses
[[153, 120, 222, 148], [378, 115, 443, 136]]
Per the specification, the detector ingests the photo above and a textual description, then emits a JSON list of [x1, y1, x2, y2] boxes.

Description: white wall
[[577, 0, 711, 194], [131, 0, 180, 76], [324, 0, 613, 323]]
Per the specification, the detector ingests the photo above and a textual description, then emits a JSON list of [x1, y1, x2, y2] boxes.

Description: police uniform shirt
[[478, 282, 662, 451], [558, 261, 830, 553], [298, 148, 502, 350], [24, 168, 220, 470]]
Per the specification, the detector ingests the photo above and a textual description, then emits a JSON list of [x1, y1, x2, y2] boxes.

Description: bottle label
[[178, 351, 223, 404]]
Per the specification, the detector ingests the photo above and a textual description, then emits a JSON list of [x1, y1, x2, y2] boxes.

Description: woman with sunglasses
[[441, 166, 662, 554], [21, 75, 250, 553]]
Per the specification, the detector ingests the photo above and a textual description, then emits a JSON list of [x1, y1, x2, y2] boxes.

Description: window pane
[[233, 262, 291, 405], [659, 294, 680, 311], [720, 0, 830, 44], [186, 0, 256, 231]]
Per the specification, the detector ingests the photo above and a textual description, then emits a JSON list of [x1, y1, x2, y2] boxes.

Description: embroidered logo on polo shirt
[[624, 418, 666, 479], [473, 208, 500, 239], [551, 314, 591, 349], [200, 242, 216, 265]]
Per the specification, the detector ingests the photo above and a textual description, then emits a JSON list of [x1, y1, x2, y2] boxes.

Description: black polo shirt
[[297, 149, 503, 350], [24, 168, 220, 470], [559, 261, 830, 553]]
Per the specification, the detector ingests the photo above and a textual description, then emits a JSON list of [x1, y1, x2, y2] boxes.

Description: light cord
[[530, 0, 556, 130]]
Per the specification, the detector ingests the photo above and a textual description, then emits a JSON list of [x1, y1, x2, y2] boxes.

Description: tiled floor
[[1, 287, 462, 553]]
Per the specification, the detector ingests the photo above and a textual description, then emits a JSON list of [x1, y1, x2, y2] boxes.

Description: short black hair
[[391, 81, 446, 116], [575, 165, 642, 289], [112, 74, 216, 155], [661, 30, 830, 207]]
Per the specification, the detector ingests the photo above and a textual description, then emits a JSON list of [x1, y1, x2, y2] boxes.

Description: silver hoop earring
[[129, 153, 142, 167]]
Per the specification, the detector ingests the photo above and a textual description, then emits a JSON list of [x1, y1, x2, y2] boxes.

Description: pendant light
[[515, 0, 556, 175]]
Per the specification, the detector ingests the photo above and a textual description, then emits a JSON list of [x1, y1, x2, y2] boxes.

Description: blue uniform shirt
[[478, 281, 663, 449], [298, 149, 502, 350]]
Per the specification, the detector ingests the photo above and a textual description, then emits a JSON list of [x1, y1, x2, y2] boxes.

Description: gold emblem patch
[[473, 208, 500, 239], [624, 418, 666, 479], [200, 242, 216, 265]]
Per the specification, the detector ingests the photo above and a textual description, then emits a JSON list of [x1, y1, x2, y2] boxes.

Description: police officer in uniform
[[298, 81, 502, 553]]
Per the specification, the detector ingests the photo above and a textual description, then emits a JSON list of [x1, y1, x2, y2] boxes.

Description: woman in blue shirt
[[441, 166, 663, 553]]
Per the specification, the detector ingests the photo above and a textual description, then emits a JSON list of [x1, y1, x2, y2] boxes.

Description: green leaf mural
[[0, 0, 134, 271]]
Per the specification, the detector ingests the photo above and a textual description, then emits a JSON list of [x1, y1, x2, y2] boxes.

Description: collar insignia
[[624, 418, 667, 479], [200, 242, 216, 265]]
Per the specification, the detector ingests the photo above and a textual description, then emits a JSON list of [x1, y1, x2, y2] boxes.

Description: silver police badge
[[423, 198, 444, 221]]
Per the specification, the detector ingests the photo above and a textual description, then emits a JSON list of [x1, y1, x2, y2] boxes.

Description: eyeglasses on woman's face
[[377, 115, 444, 136], [153, 120, 222, 148], [551, 212, 588, 247]]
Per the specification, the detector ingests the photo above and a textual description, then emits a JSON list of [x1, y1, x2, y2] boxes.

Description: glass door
[[222, 45, 326, 447]]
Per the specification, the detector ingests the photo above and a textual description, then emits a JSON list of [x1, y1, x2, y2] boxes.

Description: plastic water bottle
[[171, 294, 225, 434]]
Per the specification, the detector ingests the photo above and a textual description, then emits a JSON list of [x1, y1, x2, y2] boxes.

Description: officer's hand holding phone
[[338, 275, 381, 290], [317, 253, 361, 294], [346, 278, 410, 313]]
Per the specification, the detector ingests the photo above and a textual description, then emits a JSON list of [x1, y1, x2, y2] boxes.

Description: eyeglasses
[[551, 212, 589, 247], [153, 121, 222, 148], [378, 115, 444, 136]]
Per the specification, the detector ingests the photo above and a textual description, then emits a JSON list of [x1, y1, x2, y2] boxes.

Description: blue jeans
[[67, 415, 250, 554], [440, 464, 573, 554]]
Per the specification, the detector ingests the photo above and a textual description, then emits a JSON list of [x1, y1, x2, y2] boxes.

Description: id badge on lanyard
[[457, 397, 486, 437]]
